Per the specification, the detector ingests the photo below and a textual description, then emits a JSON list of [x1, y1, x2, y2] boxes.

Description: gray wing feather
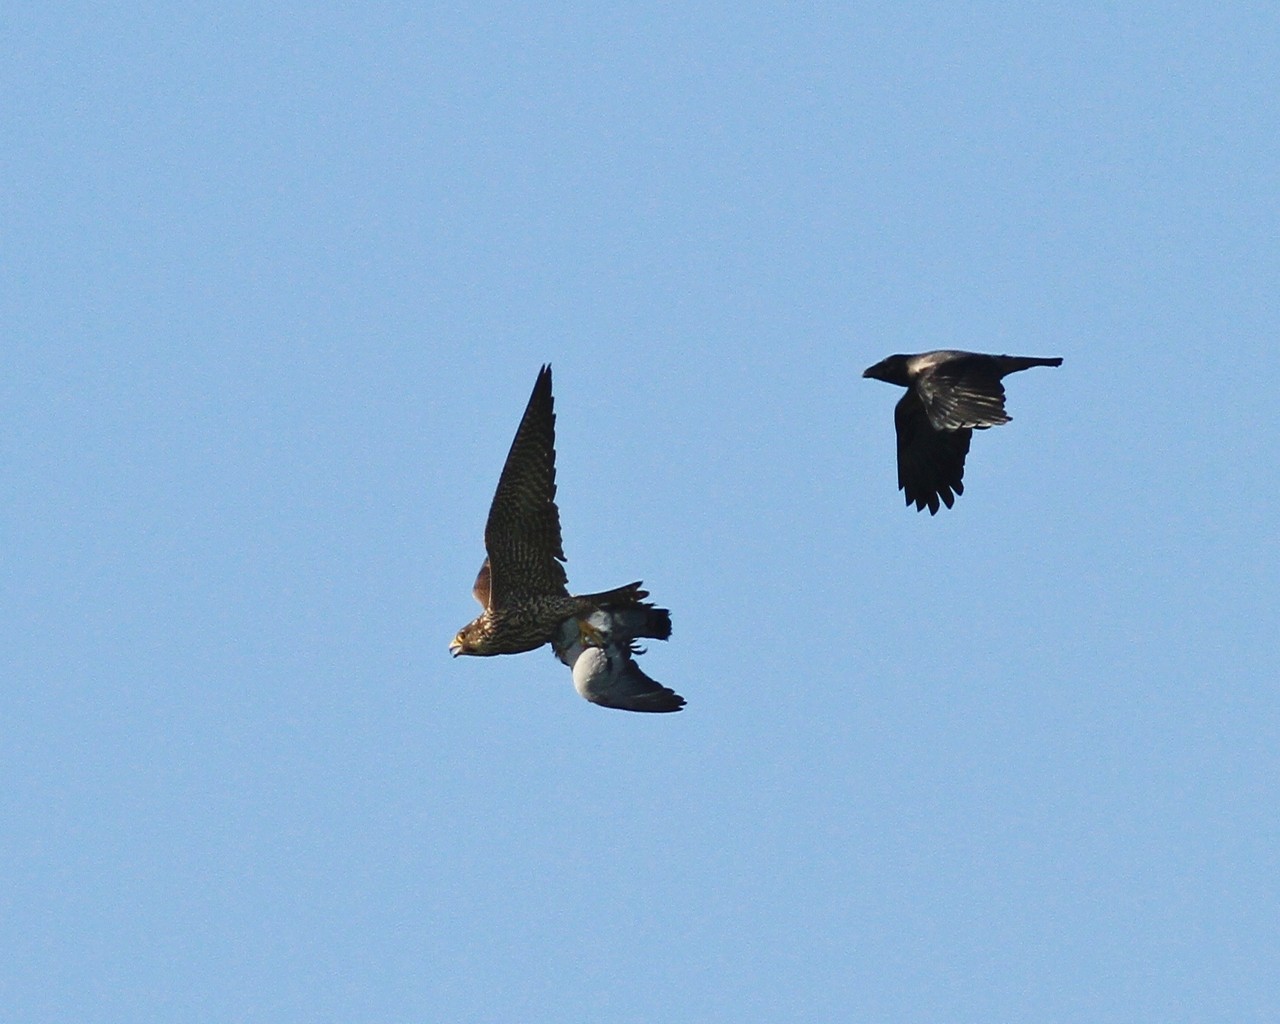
[[570, 646, 686, 713]]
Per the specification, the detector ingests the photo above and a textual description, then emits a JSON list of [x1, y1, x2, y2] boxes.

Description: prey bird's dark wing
[[572, 646, 686, 713], [914, 354, 1012, 431], [483, 365, 569, 609], [894, 390, 972, 515]]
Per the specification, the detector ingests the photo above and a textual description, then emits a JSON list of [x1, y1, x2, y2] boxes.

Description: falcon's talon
[[577, 618, 607, 648]]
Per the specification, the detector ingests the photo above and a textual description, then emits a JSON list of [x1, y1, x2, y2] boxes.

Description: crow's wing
[[915, 355, 1011, 431], [894, 390, 972, 515]]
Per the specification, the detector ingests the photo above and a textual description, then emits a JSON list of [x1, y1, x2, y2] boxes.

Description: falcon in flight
[[863, 350, 1063, 514], [451, 366, 681, 709], [554, 606, 684, 713]]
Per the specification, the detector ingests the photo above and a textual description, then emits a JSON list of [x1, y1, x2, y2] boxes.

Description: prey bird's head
[[862, 354, 912, 387]]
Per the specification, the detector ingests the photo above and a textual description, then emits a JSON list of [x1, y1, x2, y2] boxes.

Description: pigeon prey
[[863, 350, 1063, 514], [451, 366, 683, 709], [553, 606, 684, 713]]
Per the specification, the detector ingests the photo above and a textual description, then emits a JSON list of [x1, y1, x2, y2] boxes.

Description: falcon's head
[[450, 621, 484, 657]]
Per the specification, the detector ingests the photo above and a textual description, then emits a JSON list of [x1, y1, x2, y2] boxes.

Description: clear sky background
[[4, 3, 1278, 1022]]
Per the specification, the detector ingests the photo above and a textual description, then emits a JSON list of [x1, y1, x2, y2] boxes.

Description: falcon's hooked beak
[[449, 636, 465, 657]]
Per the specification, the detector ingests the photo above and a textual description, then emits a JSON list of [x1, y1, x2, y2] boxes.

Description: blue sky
[[4, 3, 1278, 1021]]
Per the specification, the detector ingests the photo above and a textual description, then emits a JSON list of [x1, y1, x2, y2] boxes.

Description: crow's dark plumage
[[863, 350, 1062, 514]]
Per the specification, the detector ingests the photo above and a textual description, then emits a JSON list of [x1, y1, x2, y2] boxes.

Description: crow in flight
[[863, 350, 1062, 514]]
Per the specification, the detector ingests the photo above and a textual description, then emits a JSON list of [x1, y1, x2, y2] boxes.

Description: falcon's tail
[[581, 581, 650, 608]]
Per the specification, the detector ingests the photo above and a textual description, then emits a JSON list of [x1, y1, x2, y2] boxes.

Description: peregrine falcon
[[863, 350, 1063, 514], [553, 605, 683, 713], [451, 367, 678, 711]]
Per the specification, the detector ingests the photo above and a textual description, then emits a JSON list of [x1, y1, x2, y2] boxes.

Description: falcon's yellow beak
[[449, 636, 465, 657]]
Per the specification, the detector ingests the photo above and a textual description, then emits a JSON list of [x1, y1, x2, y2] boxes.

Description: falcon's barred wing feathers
[[482, 365, 569, 609]]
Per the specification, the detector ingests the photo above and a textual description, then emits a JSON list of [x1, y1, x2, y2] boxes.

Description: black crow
[[863, 350, 1063, 514]]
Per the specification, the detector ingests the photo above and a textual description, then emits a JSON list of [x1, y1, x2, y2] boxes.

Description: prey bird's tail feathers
[[600, 603, 672, 642], [588, 585, 671, 642]]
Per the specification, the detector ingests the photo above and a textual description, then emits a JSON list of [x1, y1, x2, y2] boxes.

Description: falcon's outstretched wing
[[482, 365, 569, 609]]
